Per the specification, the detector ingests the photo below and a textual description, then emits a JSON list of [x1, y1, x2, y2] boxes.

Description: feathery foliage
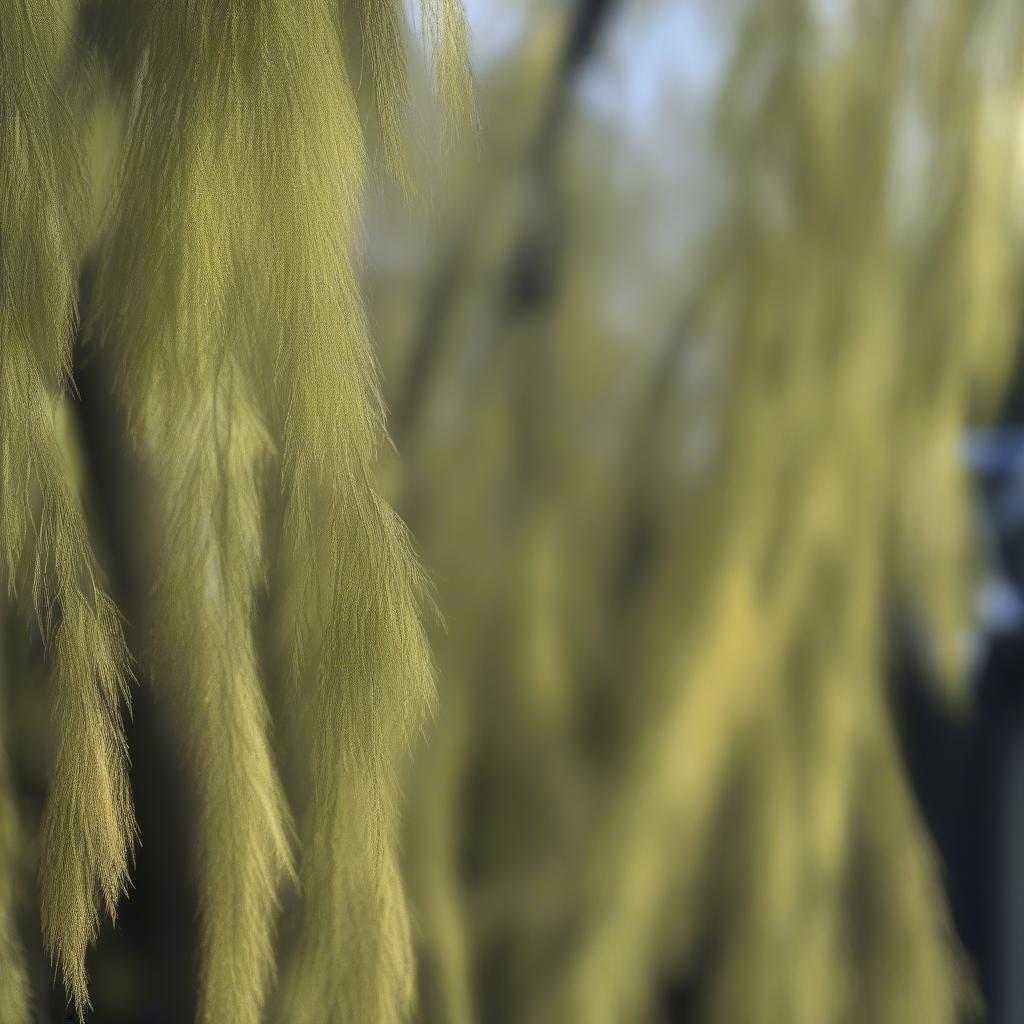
[[84, 2, 467, 1021], [2, 0, 471, 1019], [1, 3, 136, 1015], [376, 1, 1024, 1021], [5, 0, 1024, 1020]]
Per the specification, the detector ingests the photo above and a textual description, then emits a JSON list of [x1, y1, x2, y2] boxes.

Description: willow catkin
[[1, 3, 136, 1015]]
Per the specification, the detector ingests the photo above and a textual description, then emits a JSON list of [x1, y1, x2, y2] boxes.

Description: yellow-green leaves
[[387, 3, 1024, 1023], [1, 3, 136, 1015], [355, 0, 475, 186], [1, 0, 472, 1018], [82, 1, 467, 1021]]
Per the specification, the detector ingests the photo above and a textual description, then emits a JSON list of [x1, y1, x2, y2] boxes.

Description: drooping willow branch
[[2, 0, 472, 1021], [1, 5, 136, 1015]]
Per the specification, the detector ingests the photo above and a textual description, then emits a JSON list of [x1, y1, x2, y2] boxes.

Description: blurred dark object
[[899, 425, 1024, 1024]]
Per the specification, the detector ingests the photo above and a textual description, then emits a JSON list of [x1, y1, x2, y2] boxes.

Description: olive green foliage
[[365, 1, 1024, 1022], [0, 3, 135, 1015], [0, 0, 470, 1021], [3, 0, 1024, 1022]]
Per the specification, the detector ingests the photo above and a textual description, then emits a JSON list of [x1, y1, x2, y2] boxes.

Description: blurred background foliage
[[6, 0, 1024, 1021]]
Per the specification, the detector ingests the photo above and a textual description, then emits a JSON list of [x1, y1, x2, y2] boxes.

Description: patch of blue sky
[[576, 0, 729, 139]]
